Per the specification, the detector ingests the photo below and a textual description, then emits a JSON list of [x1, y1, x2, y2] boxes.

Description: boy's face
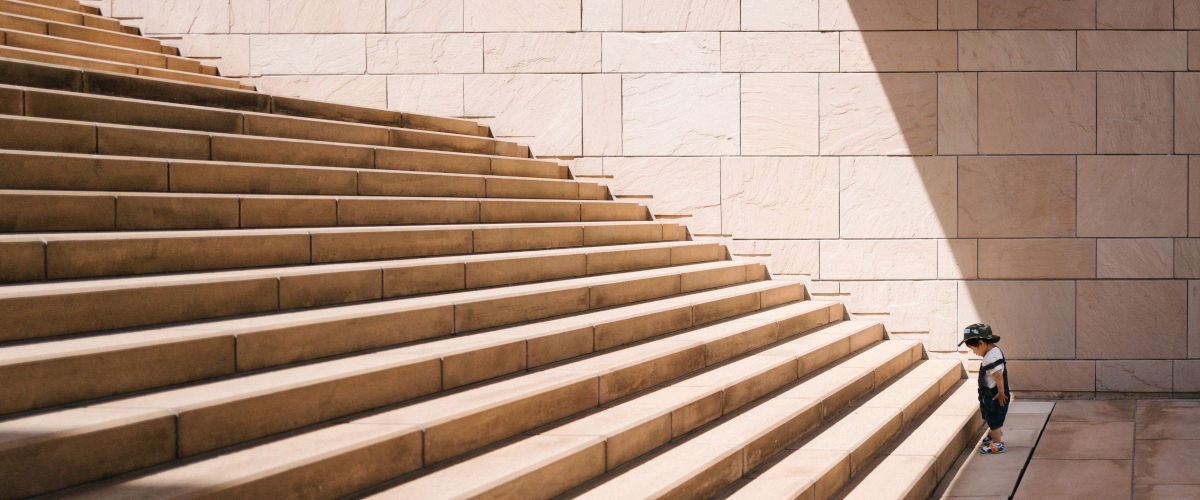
[[966, 340, 987, 356]]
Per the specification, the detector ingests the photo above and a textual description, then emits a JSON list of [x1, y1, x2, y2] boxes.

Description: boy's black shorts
[[979, 387, 1008, 430]]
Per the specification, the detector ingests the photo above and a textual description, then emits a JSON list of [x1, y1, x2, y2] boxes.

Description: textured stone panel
[[583, 0, 621, 31], [602, 33, 720, 73], [726, 240, 819, 278], [365, 34, 482, 74], [820, 240, 937, 280], [485, 33, 601, 73], [1077, 280, 1188, 359], [978, 239, 1097, 279], [250, 35, 366, 75], [622, 0, 740, 31], [175, 35, 251, 77], [938, 73, 977, 155], [840, 280, 956, 349], [1097, 0, 1173, 29], [840, 156, 956, 238], [1193, 158, 1200, 237], [387, 0, 463, 32], [112, 0, 229, 34], [1097, 239, 1174, 279], [720, 157, 839, 239], [386, 75, 463, 117], [583, 74, 621, 156], [721, 32, 838, 72], [741, 73, 818, 156], [605, 157, 721, 234], [268, 0, 385, 33], [939, 0, 977, 29], [230, 0, 268, 32], [742, 0, 818, 30], [979, 0, 1095, 29], [818, 0, 936, 30], [257, 75, 387, 109], [1191, 281, 1200, 358], [465, 74, 582, 156], [1078, 156, 1188, 237], [1178, 239, 1200, 278], [1178, 74, 1200, 153], [1007, 361, 1095, 392], [1182, 0, 1200, 28], [1097, 361, 1173, 392], [978, 72, 1096, 154], [958, 156, 1076, 238], [959, 281, 1076, 359], [622, 74, 739, 156], [1098, 72, 1173, 154], [1192, 33, 1200, 70], [1078, 31, 1187, 71], [1175, 360, 1200, 392], [820, 73, 936, 155], [958, 31, 1076, 71], [938, 240, 978, 279], [839, 31, 955, 72], [464, 0, 580, 31]]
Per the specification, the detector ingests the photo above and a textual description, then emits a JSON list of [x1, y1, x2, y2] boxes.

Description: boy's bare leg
[[988, 427, 1003, 443]]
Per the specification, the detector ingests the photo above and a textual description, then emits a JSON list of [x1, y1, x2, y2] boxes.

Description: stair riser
[[0, 0, 122, 33]]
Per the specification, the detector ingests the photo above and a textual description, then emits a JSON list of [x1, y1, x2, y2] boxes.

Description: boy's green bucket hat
[[957, 323, 1000, 346]]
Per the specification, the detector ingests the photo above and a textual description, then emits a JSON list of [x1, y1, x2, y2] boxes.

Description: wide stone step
[[0, 151, 603, 199], [0, 220, 686, 282], [0, 0, 122, 33], [375, 317, 882, 500], [0, 11, 159, 52], [0, 57, 491, 137], [20, 0, 92, 13], [0, 29, 209, 74], [0, 44, 239, 88], [0, 115, 562, 178], [1, 282, 804, 498], [0, 190, 644, 232], [2, 86, 530, 157]]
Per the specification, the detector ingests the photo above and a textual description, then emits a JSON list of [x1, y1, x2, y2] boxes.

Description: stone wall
[[89, 0, 1200, 395]]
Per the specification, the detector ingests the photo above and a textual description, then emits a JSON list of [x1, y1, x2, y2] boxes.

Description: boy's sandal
[[982, 435, 992, 444], [979, 442, 1005, 454]]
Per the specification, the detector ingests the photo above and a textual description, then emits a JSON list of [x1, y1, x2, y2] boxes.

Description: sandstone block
[[1098, 72, 1173, 154], [820, 240, 937, 280], [366, 34, 482, 74], [1178, 239, 1200, 278], [1192, 32, 1200, 70], [979, 0, 1094, 28], [621, 0, 739, 31], [959, 31, 1075, 71], [464, 0, 579, 31], [721, 157, 839, 239], [1079, 31, 1187, 71], [1078, 155, 1188, 237], [1007, 360, 1095, 392], [840, 281, 956, 349], [111, 0, 229, 33], [741, 73, 818, 155], [938, 73, 978, 154], [1097, 360, 1173, 392], [742, 0, 817, 30], [601, 33, 720, 73], [386, 0, 463, 32], [622, 74, 738, 156], [1097, 239, 1174, 278], [721, 32, 838, 72], [1194, 159, 1200, 237], [1097, 0, 1173, 28], [958, 156, 1076, 238], [819, 0, 936, 30], [250, 35, 366, 75], [1077, 280, 1188, 359], [840, 156, 956, 239], [582, 0, 620, 31], [1178, 74, 1200, 153], [939, 0, 977, 29], [820, 73, 936, 155], [386, 75, 463, 117], [1182, 0, 1200, 28], [230, 0, 269, 32], [840, 31, 955, 72], [257, 75, 387, 109], [485, 33, 601, 73], [978, 72, 1095, 154], [174, 35, 251, 78], [268, 0, 385, 33], [606, 157, 721, 234], [465, 74, 582, 156], [978, 239, 1096, 279], [938, 239, 978, 279], [959, 281, 1077, 359], [1175, 359, 1200, 392], [583, 74, 622, 156], [727, 240, 819, 278]]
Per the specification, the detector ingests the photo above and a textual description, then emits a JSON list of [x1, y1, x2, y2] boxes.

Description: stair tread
[[0, 0, 123, 33], [0, 44, 238, 88], [0, 10, 160, 52], [1, 28, 208, 74]]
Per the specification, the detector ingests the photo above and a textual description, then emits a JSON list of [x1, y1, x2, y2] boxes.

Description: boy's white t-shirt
[[982, 346, 1004, 388]]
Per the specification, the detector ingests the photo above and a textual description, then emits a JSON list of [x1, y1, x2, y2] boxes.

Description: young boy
[[958, 323, 1009, 454]]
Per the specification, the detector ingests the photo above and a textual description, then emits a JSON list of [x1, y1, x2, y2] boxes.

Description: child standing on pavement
[[958, 323, 1009, 454]]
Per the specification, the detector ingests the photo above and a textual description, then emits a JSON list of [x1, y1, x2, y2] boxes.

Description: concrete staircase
[[0, 2, 984, 498]]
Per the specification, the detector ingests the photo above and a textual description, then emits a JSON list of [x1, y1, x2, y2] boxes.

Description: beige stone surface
[[820, 73, 936, 155], [174, 35, 250, 78], [1098, 72, 1173, 154], [1178, 74, 1200, 153], [840, 281, 956, 349], [818, 0, 936, 30], [268, 0, 386, 33], [838, 31, 954, 72], [622, 74, 739, 156], [721, 32, 838, 72], [366, 34, 482, 74], [979, 0, 1095, 28], [386, 75, 463, 117], [465, 74, 581, 156], [605, 157, 721, 234], [1007, 360, 1095, 392], [721, 157, 839, 239], [583, 74, 621, 156], [230, 0, 268, 32], [1176, 360, 1200, 392], [1193, 281, 1200, 358], [1077, 280, 1188, 359], [978, 239, 1096, 279], [839, 156, 956, 238], [256, 76, 387, 109], [484, 33, 600, 73], [1015, 459, 1133, 500], [1192, 32, 1200, 70], [938, 72, 977, 154], [1181, 0, 1200, 28], [959, 281, 1077, 359], [464, 0, 580, 31], [938, 239, 978, 279], [742, 0, 817, 30], [601, 33, 720, 73], [1079, 31, 1187, 71], [112, 0, 229, 34], [978, 72, 1096, 154], [938, 0, 977, 29], [1134, 440, 1200, 485], [1096, 361, 1174, 392], [958, 31, 1076, 71], [1033, 421, 1134, 459], [820, 240, 937, 280], [741, 73, 818, 156], [1097, 239, 1174, 279], [726, 240, 819, 278], [622, 0, 740, 31], [958, 156, 1076, 238], [386, 0, 464, 32], [582, 0, 621, 31], [1077, 156, 1188, 237], [1193, 159, 1200, 237], [1097, 0, 1173, 29], [1177, 239, 1200, 278], [250, 35, 366, 75]]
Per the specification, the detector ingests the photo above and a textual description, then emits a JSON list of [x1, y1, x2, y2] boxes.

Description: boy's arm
[[992, 368, 1008, 406]]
